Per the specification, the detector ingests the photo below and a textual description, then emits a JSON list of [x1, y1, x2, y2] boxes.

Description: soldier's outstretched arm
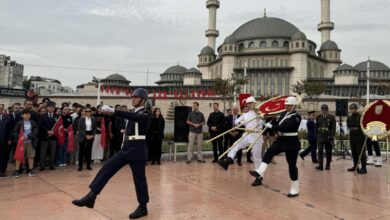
[[270, 117, 301, 132], [115, 110, 149, 123]]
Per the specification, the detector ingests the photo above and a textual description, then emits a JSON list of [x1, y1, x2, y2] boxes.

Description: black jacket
[[77, 117, 97, 143], [207, 111, 225, 133], [38, 112, 58, 140], [13, 120, 39, 149], [147, 116, 165, 141], [0, 115, 11, 143]]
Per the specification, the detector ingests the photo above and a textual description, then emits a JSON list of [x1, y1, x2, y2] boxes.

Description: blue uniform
[[89, 107, 150, 206], [300, 119, 318, 162]]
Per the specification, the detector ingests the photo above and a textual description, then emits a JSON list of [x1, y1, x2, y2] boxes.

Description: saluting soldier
[[346, 103, 367, 174], [315, 104, 336, 170], [72, 88, 151, 219]]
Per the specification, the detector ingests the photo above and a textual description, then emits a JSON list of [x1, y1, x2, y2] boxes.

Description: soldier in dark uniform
[[249, 96, 302, 197], [299, 111, 318, 163], [346, 103, 367, 174], [72, 88, 151, 219], [315, 104, 336, 170]]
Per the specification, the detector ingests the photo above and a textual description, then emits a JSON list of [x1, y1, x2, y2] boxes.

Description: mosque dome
[[199, 46, 215, 55], [334, 64, 357, 72], [231, 17, 300, 40], [163, 65, 188, 74], [319, 40, 339, 51], [354, 60, 390, 72], [291, 31, 307, 41], [223, 35, 237, 44], [105, 73, 128, 81]]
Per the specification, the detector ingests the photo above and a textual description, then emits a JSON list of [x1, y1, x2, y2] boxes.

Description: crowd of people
[[0, 98, 166, 178]]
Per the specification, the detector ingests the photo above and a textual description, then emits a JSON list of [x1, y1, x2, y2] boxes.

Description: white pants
[[91, 134, 104, 160], [228, 134, 263, 169]]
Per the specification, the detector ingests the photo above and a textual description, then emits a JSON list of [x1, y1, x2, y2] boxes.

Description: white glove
[[101, 105, 114, 113], [260, 120, 266, 126], [265, 123, 273, 129]]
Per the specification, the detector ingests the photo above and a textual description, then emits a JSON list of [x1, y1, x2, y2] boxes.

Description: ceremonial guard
[[315, 104, 336, 170], [218, 96, 264, 186], [346, 103, 367, 174], [249, 96, 301, 197], [72, 88, 151, 219]]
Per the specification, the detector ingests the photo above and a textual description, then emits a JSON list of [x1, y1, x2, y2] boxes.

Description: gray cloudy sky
[[0, 0, 389, 89]]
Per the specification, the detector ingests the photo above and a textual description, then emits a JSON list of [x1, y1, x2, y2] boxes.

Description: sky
[[0, 0, 389, 89]]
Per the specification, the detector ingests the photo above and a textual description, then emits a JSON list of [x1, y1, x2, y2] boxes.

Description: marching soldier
[[218, 96, 264, 186], [346, 103, 367, 174], [315, 104, 336, 170], [72, 88, 151, 219], [249, 96, 302, 197]]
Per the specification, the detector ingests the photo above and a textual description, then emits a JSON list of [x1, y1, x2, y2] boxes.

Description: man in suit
[[72, 88, 151, 219], [207, 103, 226, 162], [38, 102, 58, 171], [225, 106, 244, 165], [299, 111, 318, 163], [0, 104, 11, 177]]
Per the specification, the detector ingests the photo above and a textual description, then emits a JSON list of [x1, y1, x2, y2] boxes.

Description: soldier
[[249, 96, 302, 197], [315, 104, 336, 170], [347, 103, 367, 174], [72, 88, 151, 219]]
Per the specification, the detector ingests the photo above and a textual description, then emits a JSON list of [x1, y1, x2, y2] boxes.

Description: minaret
[[318, 0, 334, 44], [205, 0, 219, 50]]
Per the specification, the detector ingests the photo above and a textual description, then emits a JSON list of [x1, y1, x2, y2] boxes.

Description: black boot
[[251, 177, 262, 186], [72, 191, 97, 208], [217, 157, 233, 171], [315, 165, 323, 171], [129, 205, 148, 219], [299, 153, 305, 160], [357, 167, 367, 174]]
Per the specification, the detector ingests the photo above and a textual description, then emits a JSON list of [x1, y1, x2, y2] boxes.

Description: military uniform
[[316, 113, 336, 170], [347, 110, 367, 173], [89, 107, 150, 206]]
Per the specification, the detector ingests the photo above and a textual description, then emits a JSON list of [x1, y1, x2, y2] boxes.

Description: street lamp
[[93, 76, 102, 106]]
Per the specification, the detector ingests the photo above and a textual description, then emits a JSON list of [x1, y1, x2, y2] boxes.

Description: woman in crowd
[[77, 107, 97, 171], [73, 107, 85, 166], [147, 108, 165, 165], [91, 105, 105, 163]]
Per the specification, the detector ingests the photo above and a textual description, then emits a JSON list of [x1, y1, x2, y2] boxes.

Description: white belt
[[126, 135, 146, 140], [279, 132, 298, 137]]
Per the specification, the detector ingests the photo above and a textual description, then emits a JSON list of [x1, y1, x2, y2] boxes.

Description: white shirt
[[85, 117, 92, 131]]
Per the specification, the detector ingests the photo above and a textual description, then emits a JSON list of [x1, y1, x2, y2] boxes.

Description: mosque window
[[272, 41, 279, 47], [295, 42, 299, 48], [239, 43, 244, 51], [253, 60, 256, 67], [260, 41, 267, 48], [302, 42, 305, 48], [330, 53, 333, 59], [335, 53, 338, 59], [229, 45, 233, 51], [249, 42, 255, 48], [270, 60, 274, 67], [283, 41, 289, 48], [224, 46, 227, 51]]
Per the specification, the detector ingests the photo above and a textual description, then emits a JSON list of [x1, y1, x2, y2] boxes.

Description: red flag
[[67, 125, 75, 152], [53, 116, 65, 145], [100, 118, 107, 149], [239, 93, 252, 111], [14, 129, 25, 164], [100, 84, 105, 93]]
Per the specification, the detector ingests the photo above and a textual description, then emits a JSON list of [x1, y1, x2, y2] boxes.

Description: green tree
[[214, 76, 247, 111], [292, 80, 326, 110]]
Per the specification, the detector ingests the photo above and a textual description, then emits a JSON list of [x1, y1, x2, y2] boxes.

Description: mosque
[[156, 0, 390, 98]]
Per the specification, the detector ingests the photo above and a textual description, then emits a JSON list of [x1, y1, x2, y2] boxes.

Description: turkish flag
[[100, 84, 105, 93], [67, 125, 75, 152], [53, 116, 65, 145], [100, 118, 107, 149], [14, 128, 25, 164], [239, 93, 251, 111]]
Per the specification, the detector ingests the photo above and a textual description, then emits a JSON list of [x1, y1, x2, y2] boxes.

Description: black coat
[[77, 117, 97, 143], [38, 113, 58, 140], [207, 111, 225, 133], [147, 116, 165, 141], [13, 120, 39, 149], [0, 115, 11, 143]]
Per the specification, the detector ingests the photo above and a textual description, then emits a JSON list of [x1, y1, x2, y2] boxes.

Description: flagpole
[[366, 56, 370, 105]]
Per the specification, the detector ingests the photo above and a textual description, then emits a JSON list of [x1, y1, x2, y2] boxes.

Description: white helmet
[[245, 96, 256, 103], [285, 96, 298, 105]]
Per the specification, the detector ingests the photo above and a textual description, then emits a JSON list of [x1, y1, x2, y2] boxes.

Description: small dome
[[105, 73, 128, 81], [354, 60, 390, 72], [200, 46, 215, 55], [291, 31, 306, 41], [163, 65, 187, 74], [320, 40, 339, 51], [186, 67, 201, 74], [335, 64, 357, 72], [223, 35, 237, 44]]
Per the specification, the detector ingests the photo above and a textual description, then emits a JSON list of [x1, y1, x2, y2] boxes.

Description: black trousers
[[110, 135, 122, 158], [40, 139, 57, 167], [79, 137, 94, 168], [210, 132, 223, 160], [351, 139, 366, 169], [0, 141, 11, 172], [300, 139, 318, 162], [89, 150, 149, 205], [367, 138, 381, 156], [262, 137, 300, 181], [149, 138, 162, 162], [317, 139, 333, 167], [237, 149, 252, 163]]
